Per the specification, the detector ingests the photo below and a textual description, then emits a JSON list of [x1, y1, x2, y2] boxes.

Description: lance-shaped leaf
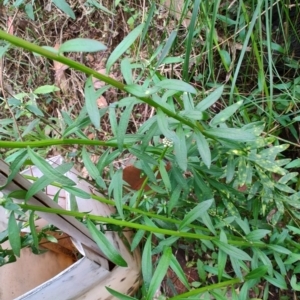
[[87, 219, 127, 267], [107, 23, 144, 72], [179, 199, 214, 230], [27, 148, 75, 186]]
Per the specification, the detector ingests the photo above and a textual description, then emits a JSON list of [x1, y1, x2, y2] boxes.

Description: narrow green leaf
[[254, 160, 286, 175], [2, 149, 28, 188], [29, 211, 39, 249], [245, 265, 268, 280], [287, 225, 300, 235], [180, 109, 203, 120], [284, 253, 300, 264], [218, 230, 228, 282], [109, 105, 118, 136], [201, 211, 216, 235], [246, 229, 270, 241], [62, 116, 91, 138], [52, 0, 75, 19], [0, 43, 10, 58], [274, 253, 287, 276], [286, 159, 300, 169], [267, 244, 291, 255], [239, 282, 251, 299], [146, 247, 172, 300], [291, 275, 300, 291], [156, 108, 178, 142], [197, 259, 206, 281], [196, 85, 224, 111], [106, 23, 144, 73], [109, 169, 124, 219], [8, 190, 26, 199], [26, 104, 44, 117], [230, 256, 243, 279], [87, 0, 115, 15], [131, 229, 145, 252], [143, 216, 164, 240], [63, 186, 90, 199], [34, 85, 60, 94], [60, 38, 106, 53], [22, 119, 40, 137], [45, 234, 58, 243], [155, 79, 197, 94], [121, 58, 133, 85], [213, 240, 252, 261], [170, 254, 190, 289], [205, 128, 256, 142], [158, 160, 171, 191], [125, 84, 156, 97], [179, 199, 214, 230], [8, 212, 21, 257], [278, 172, 298, 184], [167, 185, 181, 214], [210, 100, 243, 127], [27, 148, 75, 186], [226, 155, 235, 183], [129, 148, 158, 166], [140, 2, 155, 45], [26, 162, 73, 201], [174, 124, 187, 171], [237, 157, 247, 186], [142, 234, 152, 291], [87, 219, 127, 267], [156, 30, 178, 67], [183, 0, 200, 80], [264, 273, 287, 290], [25, 3, 34, 20], [117, 101, 135, 151], [106, 287, 137, 300], [82, 147, 101, 179], [84, 76, 100, 129], [194, 130, 211, 168], [253, 248, 273, 275]]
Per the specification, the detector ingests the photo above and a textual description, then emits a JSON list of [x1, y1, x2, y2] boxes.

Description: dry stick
[[0, 9, 23, 141]]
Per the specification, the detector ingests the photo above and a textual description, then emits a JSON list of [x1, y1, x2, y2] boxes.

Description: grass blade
[[142, 234, 153, 291], [27, 148, 75, 186], [84, 75, 101, 129], [180, 199, 214, 230], [8, 212, 21, 257], [87, 218, 127, 267], [146, 247, 172, 300], [106, 23, 144, 73]]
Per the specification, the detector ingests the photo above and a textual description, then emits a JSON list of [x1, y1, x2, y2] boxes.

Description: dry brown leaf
[[97, 95, 107, 108], [7, 17, 14, 35], [53, 43, 69, 94]]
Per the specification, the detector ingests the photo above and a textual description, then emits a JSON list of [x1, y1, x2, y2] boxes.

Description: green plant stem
[[169, 278, 242, 299], [0, 139, 120, 148], [0, 30, 203, 133], [23, 174, 211, 234], [0, 30, 124, 90], [23, 174, 253, 243], [19, 203, 266, 248]]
